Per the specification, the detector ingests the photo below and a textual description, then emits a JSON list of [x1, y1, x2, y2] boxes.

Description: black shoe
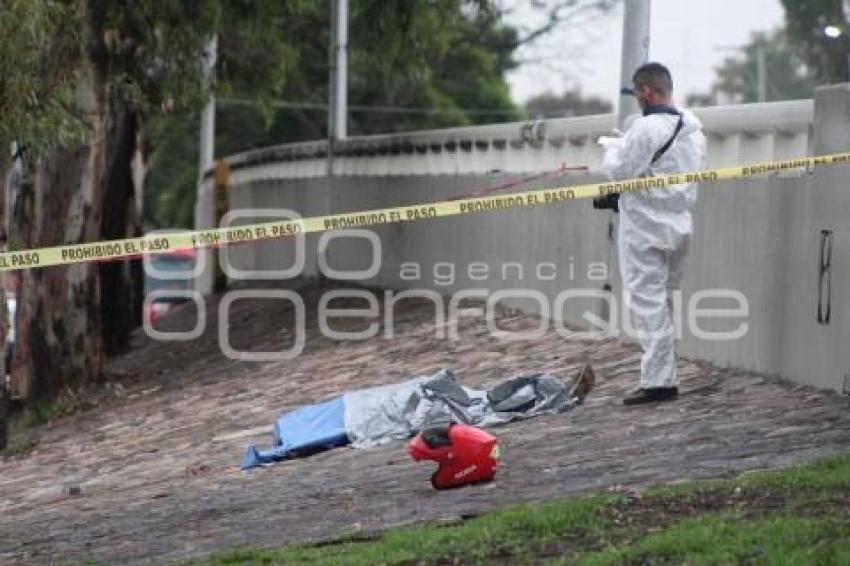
[[623, 387, 679, 406]]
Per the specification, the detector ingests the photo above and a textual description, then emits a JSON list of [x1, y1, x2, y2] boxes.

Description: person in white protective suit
[[598, 62, 707, 406]]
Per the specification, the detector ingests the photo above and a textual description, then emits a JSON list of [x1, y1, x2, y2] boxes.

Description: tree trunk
[[10, 73, 143, 403], [11, 122, 104, 402], [99, 104, 144, 356]]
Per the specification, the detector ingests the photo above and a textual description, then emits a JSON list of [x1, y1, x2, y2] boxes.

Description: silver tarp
[[343, 368, 579, 448]]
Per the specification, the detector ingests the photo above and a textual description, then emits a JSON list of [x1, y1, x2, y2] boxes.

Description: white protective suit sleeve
[[605, 119, 659, 182], [602, 111, 706, 389]]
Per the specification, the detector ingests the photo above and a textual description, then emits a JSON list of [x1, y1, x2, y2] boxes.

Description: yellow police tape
[[1, 152, 849, 272]]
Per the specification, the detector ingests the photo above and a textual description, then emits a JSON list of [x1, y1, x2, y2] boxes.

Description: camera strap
[[644, 106, 685, 165]]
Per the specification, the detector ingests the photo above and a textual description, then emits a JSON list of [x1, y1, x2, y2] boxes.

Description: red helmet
[[408, 424, 500, 490]]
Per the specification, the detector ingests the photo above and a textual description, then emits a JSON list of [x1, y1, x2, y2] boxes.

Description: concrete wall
[[774, 84, 850, 393], [204, 90, 850, 392]]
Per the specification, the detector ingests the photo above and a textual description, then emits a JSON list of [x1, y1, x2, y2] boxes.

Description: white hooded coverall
[[602, 110, 707, 389]]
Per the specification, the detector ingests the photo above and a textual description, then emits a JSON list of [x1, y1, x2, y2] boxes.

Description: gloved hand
[[601, 128, 624, 139], [595, 135, 624, 213]]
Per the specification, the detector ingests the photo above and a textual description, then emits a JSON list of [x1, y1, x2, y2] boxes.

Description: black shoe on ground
[[622, 387, 678, 406]]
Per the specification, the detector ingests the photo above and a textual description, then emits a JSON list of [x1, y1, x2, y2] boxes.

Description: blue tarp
[[240, 396, 348, 469]]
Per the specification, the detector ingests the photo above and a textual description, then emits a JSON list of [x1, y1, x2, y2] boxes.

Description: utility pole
[[328, 0, 349, 175], [715, 44, 767, 103], [601, 0, 651, 323], [194, 35, 218, 296], [845, 0, 850, 82], [198, 36, 217, 184], [618, 0, 651, 129], [756, 45, 766, 102]]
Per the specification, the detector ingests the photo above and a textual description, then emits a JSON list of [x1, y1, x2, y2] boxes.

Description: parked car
[[143, 248, 197, 324]]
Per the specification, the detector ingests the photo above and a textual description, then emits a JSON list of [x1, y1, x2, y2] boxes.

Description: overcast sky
[[505, 0, 785, 104]]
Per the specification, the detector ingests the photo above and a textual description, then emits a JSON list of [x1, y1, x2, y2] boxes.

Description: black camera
[[592, 193, 620, 213]]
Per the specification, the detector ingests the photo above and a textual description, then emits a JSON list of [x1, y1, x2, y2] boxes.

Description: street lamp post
[[328, 0, 349, 176], [195, 35, 218, 296], [756, 45, 767, 102], [599, 0, 651, 323], [618, 0, 651, 129], [822, 1, 850, 81], [846, 0, 850, 81]]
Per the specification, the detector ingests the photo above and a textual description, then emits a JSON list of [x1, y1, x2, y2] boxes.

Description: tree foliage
[[0, 0, 297, 153], [145, 0, 525, 228], [780, 0, 849, 85], [524, 89, 612, 118], [0, 1, 85, 152], [144, 0, 620, 229], [689, 0, 850, 107], [688, 30, 815, 106], [0, 0, 305, 409], [0, 0, 618, 400]]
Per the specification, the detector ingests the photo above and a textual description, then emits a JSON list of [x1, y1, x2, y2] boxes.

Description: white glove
[[599, 136, 625, 172], [597, 136, 624, 148]]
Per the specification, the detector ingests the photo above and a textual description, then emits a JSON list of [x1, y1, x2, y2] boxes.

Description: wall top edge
[[204, 99, 814, 179]]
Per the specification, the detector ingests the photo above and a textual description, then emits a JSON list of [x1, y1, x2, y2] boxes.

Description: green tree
[[0, 0, 294, 416], [524, 89, 612, 118], [0, 2, 85, 153], [346, 0, 521, 133], [145, 0, 524, 229], [0, 0, 617, 434], [687, 30, 815, 106], [145, 0, 618, 229], [780, 0, 850, 84]]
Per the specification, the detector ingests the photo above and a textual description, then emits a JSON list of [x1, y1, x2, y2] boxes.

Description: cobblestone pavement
[[1, 283, 849, 564]]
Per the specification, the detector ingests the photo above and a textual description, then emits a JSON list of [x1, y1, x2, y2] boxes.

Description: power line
[[218, 96, 522, 117]]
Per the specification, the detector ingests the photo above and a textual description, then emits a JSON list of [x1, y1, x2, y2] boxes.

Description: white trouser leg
[[621, 245, 679, 389], [665, 238, 689, 343]]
